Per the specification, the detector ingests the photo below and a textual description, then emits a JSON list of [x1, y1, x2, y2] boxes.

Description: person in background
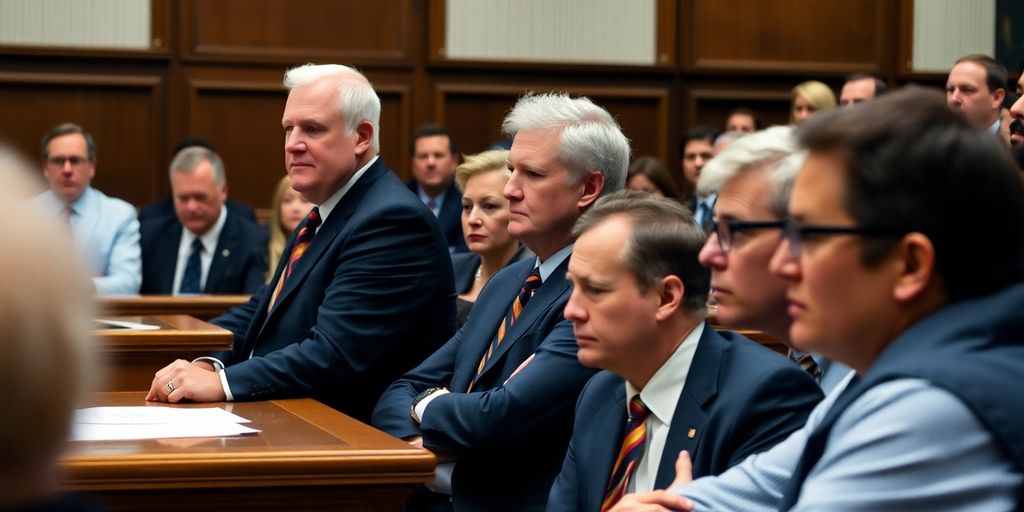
[[790, 81, 837, 125], [31, 122, 141, 295], [626, 156, 681, 199], [724, 107, 759, 133], [945, 54, 1007, 135], [408, 123, 467, 253], [839, 72, 888, 107], [712, 131, 745, 155], [0, 144, 99, 511], [450, 149, 531, 326], [266, 175, 314, 281], [140, 146, 267, 295], [678, 126, 719, 228]]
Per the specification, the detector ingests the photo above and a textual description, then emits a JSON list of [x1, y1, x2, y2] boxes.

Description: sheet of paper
[[72, 422, 259, 442], [75, 406, 250, 424], [70, 406, 259, 442], [94, 318, 160, 330]]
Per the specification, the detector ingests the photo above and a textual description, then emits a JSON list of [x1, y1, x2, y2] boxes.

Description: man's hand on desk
[[146, 359, 226, 403]]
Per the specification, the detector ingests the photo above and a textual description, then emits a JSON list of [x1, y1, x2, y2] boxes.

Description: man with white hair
[[147, 64, 456, 424], [374, 92, 629, 511], [697, 126, 851, 394]]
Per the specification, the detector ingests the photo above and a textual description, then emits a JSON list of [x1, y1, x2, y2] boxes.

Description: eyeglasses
[[780, 218, 906, 258], [706, 217, 784, 253], [46, 156, 89, 168]]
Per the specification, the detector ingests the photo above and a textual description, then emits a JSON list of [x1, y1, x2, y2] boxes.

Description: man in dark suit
[[145, 64, 456, 424], [139, 146, 267, 295], [547, 192, 821, 512], [373, 93, 630, 511], [407, 123, 467, 253]]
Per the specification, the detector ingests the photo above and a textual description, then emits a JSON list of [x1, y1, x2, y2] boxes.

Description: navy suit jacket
[[373, 256, 598, 512], [547, 326, 823, 512], [408, 180, 467, 253], [139, 211, 267, 295], [210, 159, 457, 423]]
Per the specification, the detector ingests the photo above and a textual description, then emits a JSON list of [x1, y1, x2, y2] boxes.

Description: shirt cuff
[[414, 388, 449, 423], [219, 369, 234, 401], [192, 356, 224, 372]]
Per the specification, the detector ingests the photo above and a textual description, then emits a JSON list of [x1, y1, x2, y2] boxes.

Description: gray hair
[[40, 122, 95, 160], [697, 125, 806, 218], [713, 130, 746, 151], [168, 146, 226, 186], [573, 191, 709, 313], [502, 92, 630, 195], [283, 63, 382, 152]]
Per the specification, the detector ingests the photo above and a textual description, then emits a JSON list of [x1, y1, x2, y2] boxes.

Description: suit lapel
[[161, 223, 184, 293], [205, 214, 236, 293], [475, 257, 570, 381], [655, 323, 723, 487], [589, 382, 628, 509]]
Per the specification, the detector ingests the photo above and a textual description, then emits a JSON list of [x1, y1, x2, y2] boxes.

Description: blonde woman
[[266, 176, 314, 281], [790, 80, 837, 124], [451, 149, 531, 325]]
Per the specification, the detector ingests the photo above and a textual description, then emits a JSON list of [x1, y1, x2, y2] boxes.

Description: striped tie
[[469, 267, 542, 389], [269, 207, 321, 309], [601, 395, 651, 512], [789, 350, 822, 383]]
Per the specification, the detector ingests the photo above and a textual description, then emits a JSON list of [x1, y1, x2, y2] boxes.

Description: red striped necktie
[[467, 267, 542, 391], [269, 207, 321, 309], [601, 395, 651, 511]]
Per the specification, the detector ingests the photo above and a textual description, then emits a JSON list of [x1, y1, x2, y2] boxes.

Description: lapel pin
[[687, 427, 697, 439], [222, 249, 230, 257]]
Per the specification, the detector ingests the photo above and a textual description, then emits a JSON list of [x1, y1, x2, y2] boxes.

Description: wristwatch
[[410, 387, 444, 423]]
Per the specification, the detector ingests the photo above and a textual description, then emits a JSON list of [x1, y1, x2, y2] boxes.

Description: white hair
[[283, 63, 382, 152], [0, 145, 95, 489], [169, 146, 226, 186], [502, 92, 630, 195], [697, 125, 806, 217]]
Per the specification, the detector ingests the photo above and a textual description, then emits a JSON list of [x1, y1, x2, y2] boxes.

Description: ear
[[353, 120, 374, 156], [654, 274, 685, 322], [577, 171, 605, 209], [219, 180, 229, 201], [992, 88, 1006, 109], [892, 232, 935, 304]]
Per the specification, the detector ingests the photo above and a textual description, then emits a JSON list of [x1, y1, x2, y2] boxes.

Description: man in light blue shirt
[[610, 88, 1024, 511], [31, 123, 140, 295]]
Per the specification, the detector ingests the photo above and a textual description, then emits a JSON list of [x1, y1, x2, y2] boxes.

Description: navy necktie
[[179, 238, 204, 294]]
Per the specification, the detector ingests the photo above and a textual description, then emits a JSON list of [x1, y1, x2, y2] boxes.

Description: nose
[[285, 130, 305, 153], [563, 286, 586, 322], [769, 237, 799, 280], [467, 205, 483, 225], [697, 234, 726, 269], [503, 172, 523, 201], [1011, 94, 1024, 120]]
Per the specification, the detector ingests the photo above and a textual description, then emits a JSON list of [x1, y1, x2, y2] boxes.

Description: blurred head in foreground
[[0, 144, 96, 508]]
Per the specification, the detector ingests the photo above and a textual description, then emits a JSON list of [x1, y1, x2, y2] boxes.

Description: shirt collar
[[536, 243, 573, 282], [625, 321, 704, 427], [318, 155, 377, 222], [989, 118, 1001, 135]]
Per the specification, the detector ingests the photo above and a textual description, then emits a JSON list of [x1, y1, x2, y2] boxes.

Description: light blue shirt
[[678, 375, 1021, 511], [416, 183, 448, 217], [33, 187, 141, 295]]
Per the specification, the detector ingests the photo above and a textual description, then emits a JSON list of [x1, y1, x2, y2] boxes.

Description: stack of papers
[[71, 406, 260, 441]]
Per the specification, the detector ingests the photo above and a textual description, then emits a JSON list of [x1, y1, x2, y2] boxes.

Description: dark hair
[[843, 72, 889, 97], [726, 107, 762, 130], [40, 123, 95, 160], [678, 125, 719, 158], [410, 123, 457, 155], [627, 156, 681, 199], [955, 54, 1009, 94], [573, 191, 710, 312], [798, 86, 1024, 300]]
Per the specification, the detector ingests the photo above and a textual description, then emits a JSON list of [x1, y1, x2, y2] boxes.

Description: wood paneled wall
[[0, 0, 939, 211]]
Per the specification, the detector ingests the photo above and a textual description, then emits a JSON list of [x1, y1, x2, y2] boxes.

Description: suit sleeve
[[371, 326, 463, 439], [209, 285, 267, 363], [220, 205, 453, 400], [723, 363, 822, 468], [415, 318, 596, 454], [546, 378, 596, 512], [94, 203, 141, 295]]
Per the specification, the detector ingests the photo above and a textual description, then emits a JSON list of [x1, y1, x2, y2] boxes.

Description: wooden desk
[[96, 315, 233, 392], [62, 392, 435, 511], [99, 295, 250, 320]]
